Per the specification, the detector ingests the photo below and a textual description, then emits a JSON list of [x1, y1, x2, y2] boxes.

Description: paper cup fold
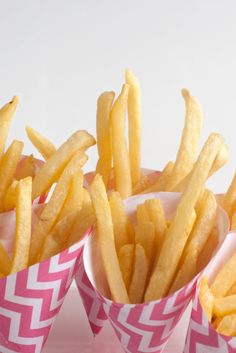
[[76, 192, 229, 352], [184, 232, 236, 353]]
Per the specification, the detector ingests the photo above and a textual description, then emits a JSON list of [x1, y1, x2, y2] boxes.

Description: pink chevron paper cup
[[0, 199, 90, 353], [184, 232, 236, 353], [76, 192, 229, 352]]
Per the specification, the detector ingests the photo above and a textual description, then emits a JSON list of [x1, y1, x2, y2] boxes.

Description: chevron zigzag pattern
[[0, 240, 84, 353]]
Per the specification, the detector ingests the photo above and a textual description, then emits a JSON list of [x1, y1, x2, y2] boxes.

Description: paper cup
[[76, 192, 229, 352], [184, 232, 236, 353]]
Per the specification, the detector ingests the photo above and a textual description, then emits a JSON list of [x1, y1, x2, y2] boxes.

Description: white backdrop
[[0, 0, 236, 192]]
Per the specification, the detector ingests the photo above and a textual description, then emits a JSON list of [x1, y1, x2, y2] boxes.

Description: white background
[[0, 0, 236, 192]]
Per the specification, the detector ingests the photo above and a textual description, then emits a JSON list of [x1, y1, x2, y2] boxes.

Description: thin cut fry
[[136, 203, 150, 224], [211, 254, 236, 298], [231, 210, 236, 231], [95, 92, 115, 188], [216, 314, 236, 336], [118, 244, 134, 291], [197, 226, 218, 272], [135, 222, 155, 265], [0, 96, 19, 157], [222, 173, 236, 219], [133, 173, 160, 195], [11, 177, 32, 273], [90, 174, 129, 303], [167, 89, 202, 190], [129, 244, 148, 304], [142, 161, 174, 193], [227, 282, 236, 296], [15, 154, 35, 180], [214, 295, 236, 317], [111, 84, 132, 199], [3, 180, 18, 211], [32, 130, 95, 200], [29, 151, 86, 265], [109, 192, 129, 252], [0, 140, 24, 211], [0, 242, 11, 275], [125, 69, 141, 187], [26, 126, 56, 160], [145, 133, 223, 301], [199, 277, 214, 322]]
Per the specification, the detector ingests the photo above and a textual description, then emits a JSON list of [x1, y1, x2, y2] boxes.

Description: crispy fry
[[29, 151, 86, 265], [222, 173, 236, 219], [0, 140, 24, 211], [129, 244, 148, 304], [90, 174, 129, 303], [95, 92, 115, 188], [32, 130, 95, 200], [214, 295, 236, 317], [136, 203, 150, 224], [111, 84, 132, 199], [197, 226, 218, 272], [11, 177, 32, 273], [0, 96, 19, 157], [199, 277, 214, 322], [145, 133, 223, 301], [26, 126, 56, 160], [127, 219, 135, 244], [227, 282, 236, 296], [0, 242, 11, 275], [142, 161, 174, 193], [167, 89, 202, 190], [216, 314, 236, 336], [125, 69, 141, 187], [15, 155, 35, 180], [118, 244, 134, 291], [109, 192, 129, 252], [3, 180, 18, 211], [211, 254, 236, 298], [135, 222, 155, 264], [133, 174, 159, 195]]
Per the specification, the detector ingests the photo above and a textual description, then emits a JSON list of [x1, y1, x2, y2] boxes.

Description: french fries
[[118, 244, 134, 291], [199, 277, 214, 322], [129, 244, 148, 304], [26, 126, 57, 160]]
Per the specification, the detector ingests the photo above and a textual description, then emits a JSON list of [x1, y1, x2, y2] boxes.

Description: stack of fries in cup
[[1, 69, 236, 353]]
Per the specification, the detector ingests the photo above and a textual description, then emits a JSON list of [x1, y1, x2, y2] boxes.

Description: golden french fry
[[216, 314, 236, 336], [29, 151, 86, 265], [0, 96, 19, 157], [11, 177, 32, 273], [0, 140, 24, 211], [145, 198, 167, 257], [3, 180, 18, 211], [127, 219, 135, 244], [26, 126, 56, 160], [197, 226, 218, 273], [95, 92, 115, 188], [211, 254, 236, 298], [125, 69, 141, 187], [118, 244, 134, 291], [109, 192, 129, 252], [222, 173, 236, 220], [142, 161, 174, 193], [90, 174, 129, 303], [167, 89, 202, 190], [32, 130, 95, 200], [136, 203, 150, 224], [111, 84, 132, 199], [38, 233, 60, 262], [135, 222, 155, 265], [214, 295, 236, 317], [133, 174, 159, 195], [59, 168, 84, 220], [0, 242, 11, 275], [0, 272, 4, 278], [129, 244, 148, 304], [227, 282, 236, 295], [15, 154, 35, 180], [231, 210, 236, 231], [145, 133, 223, 301], [199, 277, 214, 322]]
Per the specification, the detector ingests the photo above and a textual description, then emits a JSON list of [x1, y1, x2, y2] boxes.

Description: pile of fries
[[1, 69, 236, 337]]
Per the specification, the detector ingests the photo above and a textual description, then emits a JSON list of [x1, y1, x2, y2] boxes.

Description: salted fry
[[38, 233, 60, 262], [145, 133, 223, 301], [216, 314, 236, 336], [167, 89, 202, 190], [214, 295, 236, 317], [118, 244, 134, 291], [15, 154, 35, 180], [109, 192, 129, 252], [11, 177, 32, 273], [125, 70, 141, 187], [197, 226, 218, 272], [3, 180, 18, 211], [95, 92, 115, 188], [135, 222, 155, 264], [136, 203, 150, 224], [90, 174, 129, 303], [111, 84, 132, 199], [0, 140, 24, 211], [29, 151, 86, 265], [129, 244, 148, 304], [211, 254, 236, 298], [26, 126, 56, 160], [222, 173, 236, 219], [0, 242, 11, 275], [145, 198, 167, 256], [133, 173, 160, 195], [199, 277, 214, 322], [32, 130, 95, 200], [142, 161, 174, 193], [0, 96, 19, 157]]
